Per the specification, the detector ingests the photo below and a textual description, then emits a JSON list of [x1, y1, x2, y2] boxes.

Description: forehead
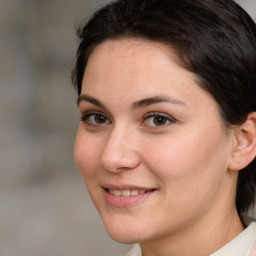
[[82, 38, 193, 94], [87, 38, 180, 70]]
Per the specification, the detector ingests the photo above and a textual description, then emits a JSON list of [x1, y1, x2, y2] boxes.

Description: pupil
[[95, 114, 106, 123], [154, 116, 166, 126]]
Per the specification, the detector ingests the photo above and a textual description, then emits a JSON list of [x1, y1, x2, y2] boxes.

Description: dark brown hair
[[72, 0, 256, 217]]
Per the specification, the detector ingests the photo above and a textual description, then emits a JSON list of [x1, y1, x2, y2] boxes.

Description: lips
[[102, 184, 157, 207]]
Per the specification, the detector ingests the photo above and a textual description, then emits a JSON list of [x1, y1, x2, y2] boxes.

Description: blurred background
[[0, 0, 255, 255]]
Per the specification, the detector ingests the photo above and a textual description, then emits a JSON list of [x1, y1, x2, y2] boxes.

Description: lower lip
[[104, 189, 155, 208]]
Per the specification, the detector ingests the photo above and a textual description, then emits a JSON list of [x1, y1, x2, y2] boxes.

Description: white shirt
[[125, 222, 256, 256]]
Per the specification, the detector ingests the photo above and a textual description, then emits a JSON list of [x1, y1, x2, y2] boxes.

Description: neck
[[140, 209, 244, 256]]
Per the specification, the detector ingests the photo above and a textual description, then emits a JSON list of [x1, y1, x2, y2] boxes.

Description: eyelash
[[142, 112, 175, 127], [80, 111, 110, 125], [80, 111, 175, 127]]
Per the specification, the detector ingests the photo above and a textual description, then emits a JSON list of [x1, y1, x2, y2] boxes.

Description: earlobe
[[228, 112, 256, 171]]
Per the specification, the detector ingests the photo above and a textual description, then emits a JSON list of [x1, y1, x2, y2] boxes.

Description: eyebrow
[[77, 95, 105, 108], [131, 95, 187, 109], [77, 94, 187, 109]]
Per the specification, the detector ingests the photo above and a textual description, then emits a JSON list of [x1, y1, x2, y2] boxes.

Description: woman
[[72, 0, 256, 255]]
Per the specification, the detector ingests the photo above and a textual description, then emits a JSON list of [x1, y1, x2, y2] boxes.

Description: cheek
[[145, 129, 227, 188], [145, 134, 228, 222], [145, 136, 203, 174], [74, 128, 102, 178]]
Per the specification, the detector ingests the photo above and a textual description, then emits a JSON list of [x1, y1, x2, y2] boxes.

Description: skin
[[74, 38, 244, 256]]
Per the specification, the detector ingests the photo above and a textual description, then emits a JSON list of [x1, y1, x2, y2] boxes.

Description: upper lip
[[102, 183, 157, 191]]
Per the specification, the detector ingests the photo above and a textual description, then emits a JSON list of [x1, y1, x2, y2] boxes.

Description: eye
[[143, 113, 175, 127], [81, 112, 110, 125]]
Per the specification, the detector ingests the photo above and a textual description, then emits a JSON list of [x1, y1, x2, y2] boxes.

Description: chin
[[108, 232, 140, 244], [101, 215, 146, 244]]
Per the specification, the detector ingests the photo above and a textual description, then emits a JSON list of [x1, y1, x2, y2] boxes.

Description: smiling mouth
[[107, 188, 156, 196], [103, 186, 157, 207]]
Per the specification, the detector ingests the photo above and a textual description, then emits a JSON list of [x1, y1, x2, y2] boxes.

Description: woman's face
[[74, 39, 236, 244]]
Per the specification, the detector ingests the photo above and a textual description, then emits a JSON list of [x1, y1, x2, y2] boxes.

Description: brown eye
[[143, 113, 175, 127], [94, 114, 108, 124], [81, 112, 110, 125], [153, 116, 168, 126]]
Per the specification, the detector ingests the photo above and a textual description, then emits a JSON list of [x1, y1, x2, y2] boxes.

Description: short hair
[[72, 0, 256, 217]]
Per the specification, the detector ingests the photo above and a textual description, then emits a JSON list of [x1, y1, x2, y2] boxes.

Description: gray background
[[0, 0, 255, 255]]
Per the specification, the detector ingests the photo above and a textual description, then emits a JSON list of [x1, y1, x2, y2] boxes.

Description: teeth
[[121, 189, 130, 196], [111, 190, 121, 196], [109, 189, 148, 196], [130, 190, 139, 196]]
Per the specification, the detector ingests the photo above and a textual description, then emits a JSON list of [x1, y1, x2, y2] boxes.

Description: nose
[[100, 127, 140, 173]]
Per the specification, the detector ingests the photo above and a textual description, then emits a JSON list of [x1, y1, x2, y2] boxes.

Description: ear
[[228, 112, 256, 171]]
